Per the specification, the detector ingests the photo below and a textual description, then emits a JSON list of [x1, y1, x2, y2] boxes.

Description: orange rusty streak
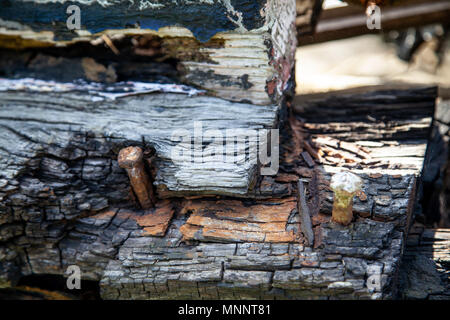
[[119, 200, 174, 237], [180, 198, 299, 243], [90, 209, 117, 220]]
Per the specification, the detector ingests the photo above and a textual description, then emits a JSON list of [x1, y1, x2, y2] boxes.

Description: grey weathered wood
[[0, 84, 437, 299], [0, 0, 300, 105], [0, 90, 278, 197], [0, 0, 281, 42]]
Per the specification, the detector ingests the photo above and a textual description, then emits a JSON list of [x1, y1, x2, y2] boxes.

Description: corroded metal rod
[[118, 146, 155, 209]]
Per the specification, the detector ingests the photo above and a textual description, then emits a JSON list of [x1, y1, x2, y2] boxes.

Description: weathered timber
[[421, 99, 450, 227], [293, 86, 436, 145], [0, 86, 436, 299], [0, 0, 301, 105], [0, 0, 272, 42], [296, 0, 323, 36], [0, 90, 279, 197]]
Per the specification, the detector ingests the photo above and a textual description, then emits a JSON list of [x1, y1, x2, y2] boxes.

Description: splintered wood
[[180, 198, 299, 243]]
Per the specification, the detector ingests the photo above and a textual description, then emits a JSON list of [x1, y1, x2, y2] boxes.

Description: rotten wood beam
[[0, 85, 435, 299]]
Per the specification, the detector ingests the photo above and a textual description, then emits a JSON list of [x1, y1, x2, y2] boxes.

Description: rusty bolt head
[[118, 146, 144, 169], [117, 146, 155, 209]]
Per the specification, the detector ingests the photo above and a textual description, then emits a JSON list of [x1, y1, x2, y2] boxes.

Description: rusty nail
[[330, 172, 362, 225], [118, 146, 155, 209]]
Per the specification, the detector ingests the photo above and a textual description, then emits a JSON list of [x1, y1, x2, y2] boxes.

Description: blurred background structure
[[296, 0, 450, 299], [297, 0, 450, 229]]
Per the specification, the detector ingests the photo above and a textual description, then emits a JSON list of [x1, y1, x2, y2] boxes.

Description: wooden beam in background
[[297, 0, 450, 46]]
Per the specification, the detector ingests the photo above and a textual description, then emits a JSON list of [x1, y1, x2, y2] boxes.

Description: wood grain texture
[[399, 225, 450, 299]]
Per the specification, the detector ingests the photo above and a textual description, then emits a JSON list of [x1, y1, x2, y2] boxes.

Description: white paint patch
[[0, 78, 204, 100]]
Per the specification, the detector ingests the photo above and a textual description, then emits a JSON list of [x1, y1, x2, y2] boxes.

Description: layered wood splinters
[[118, 146, 155, 209], [330, 172, 363, 225]]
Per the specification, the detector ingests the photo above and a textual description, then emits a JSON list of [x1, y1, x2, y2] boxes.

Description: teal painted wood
[[0, 0, 267, 42]]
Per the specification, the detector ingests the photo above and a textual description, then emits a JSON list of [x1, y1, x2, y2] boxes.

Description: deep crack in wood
[[297, 179, 314, 246]]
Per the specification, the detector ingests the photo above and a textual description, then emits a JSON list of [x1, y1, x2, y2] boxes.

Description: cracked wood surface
[[179, 197, 298, 243], [0, 86, 436, 299]]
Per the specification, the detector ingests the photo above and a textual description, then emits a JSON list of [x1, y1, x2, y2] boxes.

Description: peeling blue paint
[[0, 0, 266, 42]]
